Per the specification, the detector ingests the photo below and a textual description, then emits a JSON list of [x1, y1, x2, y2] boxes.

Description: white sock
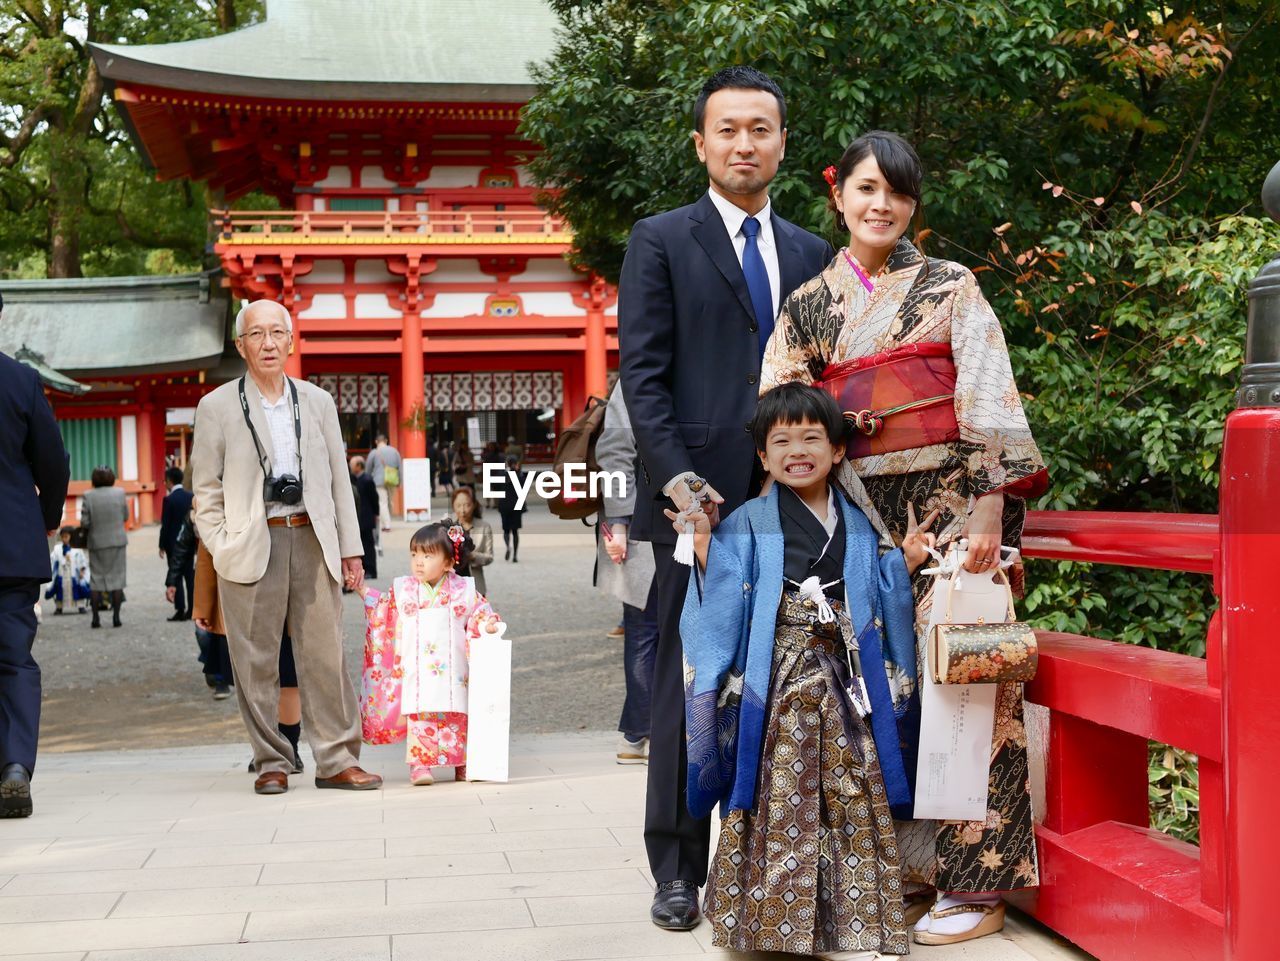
[[916, 891, 1001, 936]]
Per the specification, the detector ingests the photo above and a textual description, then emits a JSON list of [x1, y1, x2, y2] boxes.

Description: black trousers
[[645, 550, 711, 885], [172, 561, 195, 618], [0, 578, 41, 775]]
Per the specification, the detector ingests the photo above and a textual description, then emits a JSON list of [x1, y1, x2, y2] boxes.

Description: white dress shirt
[[261, 388, 305, 518], [706, 187, 781, 320]]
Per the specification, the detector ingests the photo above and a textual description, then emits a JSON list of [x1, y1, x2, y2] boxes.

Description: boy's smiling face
[[758, 418, 844, 497]]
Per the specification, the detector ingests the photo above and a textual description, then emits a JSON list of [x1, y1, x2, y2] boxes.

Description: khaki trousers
[[376, 484, 394, 528], [218, 525, 361, 778]]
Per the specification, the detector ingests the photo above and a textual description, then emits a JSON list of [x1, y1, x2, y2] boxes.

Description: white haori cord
[[673, 511, 698, 566]]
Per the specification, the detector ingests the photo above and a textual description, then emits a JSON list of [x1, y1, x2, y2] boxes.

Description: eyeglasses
[[239, 328, 291, 345]]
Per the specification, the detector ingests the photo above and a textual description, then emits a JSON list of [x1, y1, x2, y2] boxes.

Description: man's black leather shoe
[[651, 880, 699, 930], [1, 763, 32, 818]]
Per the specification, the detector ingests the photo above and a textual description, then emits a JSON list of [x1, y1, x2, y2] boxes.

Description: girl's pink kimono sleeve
[[360, 585, 408, 744]]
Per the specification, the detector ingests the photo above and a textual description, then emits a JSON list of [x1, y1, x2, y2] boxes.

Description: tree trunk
[[46, 131, 86, 278], [217, 0, 237, 31]]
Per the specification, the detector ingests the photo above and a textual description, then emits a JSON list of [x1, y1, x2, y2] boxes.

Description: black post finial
[[1238, 161, 1280, 408]]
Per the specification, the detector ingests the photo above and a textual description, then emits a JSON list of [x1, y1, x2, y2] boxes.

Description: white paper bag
[[913, 557, 1010, 821], [465, 622, 511, 783]]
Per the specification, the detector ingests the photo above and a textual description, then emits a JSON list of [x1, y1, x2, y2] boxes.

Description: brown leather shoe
[[315, 766, 383, 791], [254, 771, 288, 795]]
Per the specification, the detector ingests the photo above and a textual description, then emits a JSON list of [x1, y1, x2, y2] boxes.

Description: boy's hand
[[902, 502, 938, 574], [664, 507, 712, 568]]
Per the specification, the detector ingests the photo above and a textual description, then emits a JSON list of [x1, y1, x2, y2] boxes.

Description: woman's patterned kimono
[[761, 239, 1048, 894], [360, 571, 498, 768]]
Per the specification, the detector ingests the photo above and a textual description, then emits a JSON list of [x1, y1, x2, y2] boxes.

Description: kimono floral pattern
[[361, 571, 498, 769], [761, 240, 1045, 893]]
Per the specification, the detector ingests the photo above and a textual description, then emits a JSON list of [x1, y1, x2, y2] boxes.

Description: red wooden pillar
[[1220, 165, 1280, 961], [398, 255, 427, 459], [577, 275, 616, 402], [135, 386, 161, 526]]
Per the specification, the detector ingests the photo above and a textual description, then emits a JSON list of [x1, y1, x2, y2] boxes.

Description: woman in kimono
[[46, 526, 90, 614], [679, 383, 936, 960], [760, 131, 1048, 946], [360, 521, 502, 785]]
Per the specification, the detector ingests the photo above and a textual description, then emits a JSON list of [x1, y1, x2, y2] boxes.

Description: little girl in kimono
[[673, 383, 935, 961], [360, 521, 502, 785], [46, 526, 90, 614]]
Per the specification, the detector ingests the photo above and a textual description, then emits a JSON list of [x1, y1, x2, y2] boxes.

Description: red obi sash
[[814, 342, 960, 459]]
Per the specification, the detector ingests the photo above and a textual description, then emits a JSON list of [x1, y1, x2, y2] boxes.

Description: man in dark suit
[[159, 466, 195, 620], [0, 335, 71, 817], [619, 66, 834, 928]]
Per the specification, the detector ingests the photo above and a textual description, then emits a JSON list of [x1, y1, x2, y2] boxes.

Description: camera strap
[[238, 376, 303, 485]]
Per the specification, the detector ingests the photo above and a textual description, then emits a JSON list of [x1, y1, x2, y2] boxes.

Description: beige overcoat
[[191, 376, 363, 585]]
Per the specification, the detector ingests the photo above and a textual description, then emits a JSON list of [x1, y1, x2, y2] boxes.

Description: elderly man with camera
[[192, 299, 380, 795]]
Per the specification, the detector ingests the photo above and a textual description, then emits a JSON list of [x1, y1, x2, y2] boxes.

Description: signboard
[[401, 457, 433, 522]]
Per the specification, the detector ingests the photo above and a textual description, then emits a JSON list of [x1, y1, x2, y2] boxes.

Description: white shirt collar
[[800, 485, 839, 540], [707, 188, 773, 242]]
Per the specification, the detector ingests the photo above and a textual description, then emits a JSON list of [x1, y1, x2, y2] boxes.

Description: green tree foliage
[[0, 0, 263, 278], [523, 0, 1280, 658]]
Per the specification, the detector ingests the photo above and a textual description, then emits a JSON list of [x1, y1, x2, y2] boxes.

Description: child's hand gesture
[[902, 503, 938, 574], [483, 615, 502, 634]]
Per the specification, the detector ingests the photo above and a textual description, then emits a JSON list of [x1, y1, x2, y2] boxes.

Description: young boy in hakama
[[675, 383, 935, 960]]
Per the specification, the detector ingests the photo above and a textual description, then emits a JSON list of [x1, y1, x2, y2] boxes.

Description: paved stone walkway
[[1, 734, 1091, 961]]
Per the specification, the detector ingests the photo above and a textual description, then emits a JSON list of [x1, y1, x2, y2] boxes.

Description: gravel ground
[[35, 499, 626, 753]]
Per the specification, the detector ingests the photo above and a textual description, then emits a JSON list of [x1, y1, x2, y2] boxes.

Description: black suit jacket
[[619, 192, 833, 544], [0, 352, 70, 580], [159, 486, 194, 554], [353, 472, 379, 532]]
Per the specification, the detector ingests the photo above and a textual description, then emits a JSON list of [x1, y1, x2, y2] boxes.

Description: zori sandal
[[913, 899, 1005, 945]]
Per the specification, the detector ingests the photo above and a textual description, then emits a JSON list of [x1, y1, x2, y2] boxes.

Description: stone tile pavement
[[0, 733, 1093, 961]]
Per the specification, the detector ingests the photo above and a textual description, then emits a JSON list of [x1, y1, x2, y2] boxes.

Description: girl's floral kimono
[[360, 571, 498, 769]]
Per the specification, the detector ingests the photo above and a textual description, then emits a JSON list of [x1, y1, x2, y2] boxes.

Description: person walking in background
[[192, 298, 380, 797], [0, 343, 71, 818], [618, 66, 833, 930], [46, 526, 90, 615], [164, 502, 197, 624], [495, 454, 527, 563], [80, 466, 129, 630], [159, 466, 195, 621], [365, 433, 401, 532], [435, 443, 454, 498], [503, 434, 523, 468], [594, 380, 657, 766], [452, 443, 476, 488], [450, 486, 493, 596], [350, 455, 380, 580]]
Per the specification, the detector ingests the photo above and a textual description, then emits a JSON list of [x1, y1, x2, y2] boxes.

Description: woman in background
[[451, 486, 493, 596], [79, 466, 129, 629]]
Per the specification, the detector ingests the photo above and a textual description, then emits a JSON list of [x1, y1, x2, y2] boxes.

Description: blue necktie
[[740, 216, 774, 357]]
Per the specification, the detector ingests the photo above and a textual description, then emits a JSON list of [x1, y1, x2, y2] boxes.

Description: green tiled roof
[[90, 0, 559, 103], [0, 272, 230, 378]]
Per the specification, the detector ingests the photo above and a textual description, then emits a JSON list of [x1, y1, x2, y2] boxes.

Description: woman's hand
[[961, 491, 1004, 573], [901, 503, 938, 574], [604, 523, 628, 564]]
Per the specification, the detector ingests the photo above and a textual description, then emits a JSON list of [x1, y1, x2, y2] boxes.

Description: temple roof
[[90, 0, 559, 103], [0, 273, 231, 379]]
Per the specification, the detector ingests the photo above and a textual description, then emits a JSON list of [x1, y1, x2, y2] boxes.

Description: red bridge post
[[1219, 159, 1280, 961]]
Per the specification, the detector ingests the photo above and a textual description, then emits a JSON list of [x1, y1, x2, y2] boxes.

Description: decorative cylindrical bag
[[929, 567, 1038, 685]]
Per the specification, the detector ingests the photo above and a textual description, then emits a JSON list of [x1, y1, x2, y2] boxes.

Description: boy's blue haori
[[681, 482, 919, 820]]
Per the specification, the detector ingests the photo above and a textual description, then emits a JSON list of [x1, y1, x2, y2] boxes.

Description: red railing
[[212, 208, 569, 242], [1013, 509, 1227, 960]]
